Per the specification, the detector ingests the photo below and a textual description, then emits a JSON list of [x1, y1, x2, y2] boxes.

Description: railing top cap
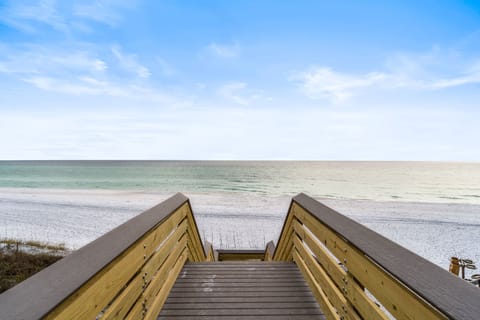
[[0, 192, 189, 320], [292, 193, 480, 320]]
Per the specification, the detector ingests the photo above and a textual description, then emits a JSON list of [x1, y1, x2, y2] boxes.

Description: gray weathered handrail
[[0, 193, 207, 320], [274, 193, 480, 320]]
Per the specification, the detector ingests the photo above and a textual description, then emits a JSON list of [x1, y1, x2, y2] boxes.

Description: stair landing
[[158, 261, 326, 320]]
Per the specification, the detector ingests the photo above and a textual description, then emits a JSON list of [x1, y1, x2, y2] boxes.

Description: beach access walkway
[[1, 193, 479, 320]]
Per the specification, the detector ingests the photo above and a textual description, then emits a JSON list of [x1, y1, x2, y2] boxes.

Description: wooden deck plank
[[166, 291, 317, 298], [159, 316, 326, 320], [158, 262, 325, 320], [174, 272, 303, 282], [162, 302, 321, 310], [165, 296, 317, 304], [159, 308, 323, 316]]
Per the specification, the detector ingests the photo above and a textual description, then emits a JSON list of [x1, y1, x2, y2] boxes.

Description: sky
[[0, 0, 480, 160]]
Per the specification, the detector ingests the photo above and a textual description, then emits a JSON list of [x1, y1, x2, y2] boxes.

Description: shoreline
[[0, 187, 479, 277]]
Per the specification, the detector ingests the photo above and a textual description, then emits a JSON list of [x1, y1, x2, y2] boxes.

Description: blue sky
[[0, 0, 480, 160]]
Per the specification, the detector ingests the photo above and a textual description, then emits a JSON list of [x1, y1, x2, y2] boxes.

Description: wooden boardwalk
[[157, 261, 326, 319]]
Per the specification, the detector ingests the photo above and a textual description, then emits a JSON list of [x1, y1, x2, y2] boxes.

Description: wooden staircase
[[158, 261, 325, 319], [1, 192, 480, 320]]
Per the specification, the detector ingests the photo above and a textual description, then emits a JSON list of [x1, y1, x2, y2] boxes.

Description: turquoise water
[[1, 161, 479, 204]]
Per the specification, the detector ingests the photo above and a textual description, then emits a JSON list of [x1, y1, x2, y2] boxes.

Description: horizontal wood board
[[0, 193, 192, 320], [157, 261, 326, 320], [293, 193, 480, 320]]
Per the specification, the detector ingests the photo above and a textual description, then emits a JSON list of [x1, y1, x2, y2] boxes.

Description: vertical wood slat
[[273, 202, 296, 261], [264, 241, 276, 261], [185, 201, 207, 261], [204, 241, 215, 262]]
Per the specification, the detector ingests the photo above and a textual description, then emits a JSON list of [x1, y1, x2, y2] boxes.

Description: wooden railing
[[0, 193, 207, 320], [274, 193, 480, 320]]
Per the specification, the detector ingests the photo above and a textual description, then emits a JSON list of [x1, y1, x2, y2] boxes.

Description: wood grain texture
[[293, 219, 389, 320], [0, 193, 190, 320], [157, 261, 326, 320], [293, 193, 480, 320]]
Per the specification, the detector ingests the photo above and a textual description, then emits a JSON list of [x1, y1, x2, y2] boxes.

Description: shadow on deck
[[0, 193, 479, 320]]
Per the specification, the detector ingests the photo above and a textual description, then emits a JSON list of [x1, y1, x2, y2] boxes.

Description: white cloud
[[294, 67, 387, 102], [0, 46, 107, 76], [207, 42, 240, 58], [217, 82, 270, 105], [112, 46, 151, 78], [0, 0, 135, 34], [0, 44, 184, 104], [22, 75, 179, 105], [0, 0, 67, 33], [294, 49, 480, 102], [218, 82, 248, 105], [73, 0, 136, 27]]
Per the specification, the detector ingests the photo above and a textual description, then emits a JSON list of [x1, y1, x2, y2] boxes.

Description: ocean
[[0, 161, 479, 274]]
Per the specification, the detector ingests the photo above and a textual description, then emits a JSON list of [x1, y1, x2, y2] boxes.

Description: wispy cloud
[[294, 67, 387, 102], [22, 76, 177, 104], [73, 0, 134, 27], [112, 46, 151, 78], [0, 0, 67, 33], [0, 43, 187, 105], [217, 82, 270, 105], [0, 47, 107, 75], [218, 82, 249, 105], [0, 0, 135, 34], [293, 48, 480, 102], [206, 42, 240, 58]]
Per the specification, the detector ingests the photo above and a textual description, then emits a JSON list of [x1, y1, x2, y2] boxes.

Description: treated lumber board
[[294, 236, 361, 320], [217, 250, 265, 261], [158, 261, 325, 320], [185, 260, 295, 268], [264, 241, 276, 261], [185, 203, 207, 260], [125, 241, 187, 319], [158, 316, 326, 320], [273, 200, 296, 260], [294, 193, 480, 320], [102, 222, 188, 320], [166, 290, 317, 298], [162, 302, 322, 310], [293, 250, 340, 320], [144, 252, 189, 320], [164, 296, 317, 304], [172, 281, 309, 288], [45, 204, 188, 320], [0, 193, 189, 320], [293, 219, 389, 320], [159, 308, 324, 316], [204, 241, 215, 261], [175, 272, 304, 278], [174, 278, 305, 283], [170, 286, 312, 293], [296, 204, 445, 320]]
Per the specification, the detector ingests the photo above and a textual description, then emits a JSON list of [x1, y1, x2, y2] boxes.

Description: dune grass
[[0, 239, 67, 293]]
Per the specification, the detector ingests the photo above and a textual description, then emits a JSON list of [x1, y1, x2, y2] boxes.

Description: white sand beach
[[1, 188, 479, 277]]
